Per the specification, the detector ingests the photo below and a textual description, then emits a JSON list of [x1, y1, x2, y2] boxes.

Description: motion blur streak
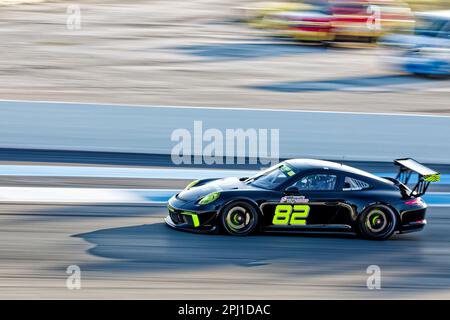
[[0, 1, 448, 113], [0, 0, 449, 300], [0, 187, 448, 206], [1, 204, 449, 299]]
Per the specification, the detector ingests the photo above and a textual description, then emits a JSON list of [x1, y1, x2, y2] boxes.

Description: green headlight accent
[[185, 179, 200, 190], [424, 174, 440, 183], [199, 192, 220, 205], [181, 211, 200, 227]]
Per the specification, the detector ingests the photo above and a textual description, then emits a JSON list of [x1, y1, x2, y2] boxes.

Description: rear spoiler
[[394, 158, 440, 197]]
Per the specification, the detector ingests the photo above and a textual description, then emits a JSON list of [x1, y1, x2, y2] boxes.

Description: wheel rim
[[225, 206, 254, 234], [365, 209, 388, 233]]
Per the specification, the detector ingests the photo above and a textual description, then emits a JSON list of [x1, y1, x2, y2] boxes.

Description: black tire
[[220, 201, 259, 236], [358, 205, 397, 240]]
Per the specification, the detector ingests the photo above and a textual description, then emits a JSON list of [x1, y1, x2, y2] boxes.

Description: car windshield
[[245, 163, 297, 190], [415, 17, 450, 38]]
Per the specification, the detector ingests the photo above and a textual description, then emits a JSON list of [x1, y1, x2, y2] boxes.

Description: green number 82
[[272, 204, 310, 225]]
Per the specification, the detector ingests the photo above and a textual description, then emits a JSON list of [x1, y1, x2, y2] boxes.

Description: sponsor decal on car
[[280, 195, 309, 204]]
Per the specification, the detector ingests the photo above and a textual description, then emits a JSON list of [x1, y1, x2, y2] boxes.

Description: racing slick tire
[[358, 205, 397, 240], [220, 201, 259, 236]]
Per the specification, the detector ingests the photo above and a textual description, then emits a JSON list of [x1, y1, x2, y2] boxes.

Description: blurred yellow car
[[241, 0, 415, 43], [237, 1, 314, 28]]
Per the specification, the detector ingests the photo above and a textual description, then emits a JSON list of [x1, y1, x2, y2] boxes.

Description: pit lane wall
[[0, 100, 449, 164]]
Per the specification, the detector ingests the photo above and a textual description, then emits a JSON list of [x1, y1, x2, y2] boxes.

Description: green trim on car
[[185, 179, 200, 190], [181, 211, 200, 227], [424, 174, 440, 183]]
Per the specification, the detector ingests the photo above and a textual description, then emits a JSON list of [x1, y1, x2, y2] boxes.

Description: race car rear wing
[[394, 158, 440, 197]]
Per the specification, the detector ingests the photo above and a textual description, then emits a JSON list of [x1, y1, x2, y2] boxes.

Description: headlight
[[185, 180, 200, 190], [198, 192, 220, 205]]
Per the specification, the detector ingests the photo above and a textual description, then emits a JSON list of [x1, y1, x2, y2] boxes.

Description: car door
[[284, 170, 347, 226]]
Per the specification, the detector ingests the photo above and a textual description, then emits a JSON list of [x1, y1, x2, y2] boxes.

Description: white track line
[[0, 165, 258, 180], [0, 187, 177, 204], [1, 99, 449, 118], [0, 187, 143, 204]]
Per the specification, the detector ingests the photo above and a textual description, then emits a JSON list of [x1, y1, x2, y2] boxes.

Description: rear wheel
[[220, 201, 259, 236], [358, 205, 397, 240]]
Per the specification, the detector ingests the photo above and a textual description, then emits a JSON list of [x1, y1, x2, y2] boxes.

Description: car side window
[[291, 174, 337, 191], [343, 176, 370, 191]]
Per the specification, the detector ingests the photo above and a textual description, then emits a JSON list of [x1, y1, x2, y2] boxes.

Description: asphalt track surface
[[0, 1, 449, 115], [1, 152, 450, 299], [1, 203, 449, 299]]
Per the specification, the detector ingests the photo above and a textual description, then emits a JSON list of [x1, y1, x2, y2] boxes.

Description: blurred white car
[[381, 10, 450, 76]]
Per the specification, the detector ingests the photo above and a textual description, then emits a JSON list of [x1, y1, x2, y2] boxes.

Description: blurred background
[[0, 0, 448, 114]]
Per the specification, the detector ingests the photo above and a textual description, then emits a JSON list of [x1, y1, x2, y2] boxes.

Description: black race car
[[165, 158, 440, 240]]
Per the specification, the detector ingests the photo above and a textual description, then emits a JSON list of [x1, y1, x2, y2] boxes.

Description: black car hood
[[177, 177, 256, 202]]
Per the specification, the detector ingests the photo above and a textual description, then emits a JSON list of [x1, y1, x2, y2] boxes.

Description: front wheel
[[358, 205, 397, 240], [220, 201, 259, 236]]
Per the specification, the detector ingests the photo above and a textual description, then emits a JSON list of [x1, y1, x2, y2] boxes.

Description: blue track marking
[[422, 193, 450, 206], [133, 189, 179, 203]]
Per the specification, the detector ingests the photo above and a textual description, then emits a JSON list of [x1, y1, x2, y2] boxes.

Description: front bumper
[[165, 196, 220, 233], [164, 214, 218, 234]]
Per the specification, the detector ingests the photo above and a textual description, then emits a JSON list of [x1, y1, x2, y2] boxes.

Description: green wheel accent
[[225, 207, 249, 232], [221, 202, 259, 236], [365, 209, 387, 233], [181, 211, 200, 228], [371, 214, 380, 226], [359, 205, 397, 240]]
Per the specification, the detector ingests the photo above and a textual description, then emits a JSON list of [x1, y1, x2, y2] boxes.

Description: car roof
[[284, 159, 391, 183]]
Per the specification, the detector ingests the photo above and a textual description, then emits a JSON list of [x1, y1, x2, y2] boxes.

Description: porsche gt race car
[[165, 158, 440, 240]]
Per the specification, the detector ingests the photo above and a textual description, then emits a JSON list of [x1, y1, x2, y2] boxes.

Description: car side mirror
[[284, 186, 299, 195]]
